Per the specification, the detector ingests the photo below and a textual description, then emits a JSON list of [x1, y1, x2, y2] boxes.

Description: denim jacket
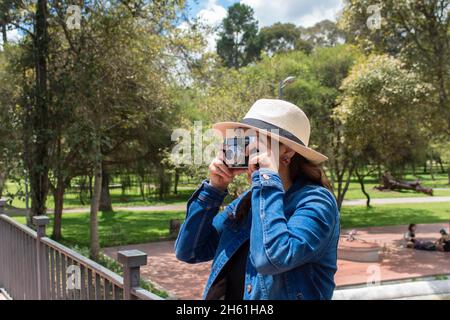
[[174, 168, 340, 300]]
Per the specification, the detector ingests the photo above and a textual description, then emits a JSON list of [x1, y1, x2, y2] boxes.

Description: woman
[[175, 99, 340, 300]]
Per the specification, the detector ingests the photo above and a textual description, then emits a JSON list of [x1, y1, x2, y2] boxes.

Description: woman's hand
[[209, 153, 246, 192], [248, 139, 279, 175]]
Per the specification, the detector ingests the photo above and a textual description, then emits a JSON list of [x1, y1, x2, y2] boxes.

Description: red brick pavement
[[104, 223, 450, 300]]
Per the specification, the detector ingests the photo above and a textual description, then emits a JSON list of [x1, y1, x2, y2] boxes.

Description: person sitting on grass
[[436, 229, 450, 252]]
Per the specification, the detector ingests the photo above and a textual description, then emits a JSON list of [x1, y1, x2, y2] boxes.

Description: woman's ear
[[283, 147, 296, 161], [281, 147, 296, 166]]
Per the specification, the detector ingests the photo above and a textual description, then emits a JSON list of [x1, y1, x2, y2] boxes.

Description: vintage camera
[[223, 136, 257, 168]]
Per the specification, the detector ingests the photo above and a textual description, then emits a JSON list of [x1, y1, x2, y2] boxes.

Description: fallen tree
[[374, 172, 433, 196]]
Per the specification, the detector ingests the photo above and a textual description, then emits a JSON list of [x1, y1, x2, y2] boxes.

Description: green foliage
[[260, 22, 311, 55], [336, 54, 433, 172], [217, 3, 262, 69], [299, 19, 345, 47], [339, 0, 449, 130]]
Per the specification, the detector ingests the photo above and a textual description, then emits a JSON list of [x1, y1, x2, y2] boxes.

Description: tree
[[300, 20, 345, 47], [0, 46, 21, 198], [46, 1, 193, 256], [336, 55, 432, 185], [339, 0, 449, 131], [202, 45, 361, 208], [1, 0, 52, 223], [216, 3, 262, 69], [284, 45, 362, 208], [260, 22, 312, 55]]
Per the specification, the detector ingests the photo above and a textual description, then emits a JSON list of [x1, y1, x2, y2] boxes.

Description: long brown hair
[[231, 153, 333, 221]]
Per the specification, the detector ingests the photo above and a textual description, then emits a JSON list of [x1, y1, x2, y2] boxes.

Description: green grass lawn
[[13, 210, 186, 248], [12, 201, 450, 248], [339, 202, 450, 229], [4, 182, 197, 209]]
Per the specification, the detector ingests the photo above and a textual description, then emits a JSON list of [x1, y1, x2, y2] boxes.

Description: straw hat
[[213, 99, 328, 164]]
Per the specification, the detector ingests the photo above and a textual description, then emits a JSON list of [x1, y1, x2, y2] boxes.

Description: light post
[[278, 76, 296, 99]]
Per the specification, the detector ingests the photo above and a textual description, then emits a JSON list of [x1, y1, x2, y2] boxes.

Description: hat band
[[240, 118, 305, 146]]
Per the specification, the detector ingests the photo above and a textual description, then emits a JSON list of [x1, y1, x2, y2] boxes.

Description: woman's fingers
[[213, 158, 233, 178], [210, 165, 231, 182]]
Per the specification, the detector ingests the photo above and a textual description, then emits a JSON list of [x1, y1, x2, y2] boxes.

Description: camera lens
[[225, 148, 235, 161]]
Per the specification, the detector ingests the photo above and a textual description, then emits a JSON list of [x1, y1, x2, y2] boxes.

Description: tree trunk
[[51, 177, 66, 240], [355, 169, 371, 208], [78, 176, 86, 206], [99, 168, 112, 212], [173, 169, 180, 195], [336, 165, 354, 210], [158, 169, 164, 201], [376, 172, 433, 195], [90, 160, 102, 261], [437, 157, 445, 173], [88, 174, 93, 199], [26, 0, 50, 225], [0, 170, 6, 198], [429, 160, 435, 180], [1, 23, 7, 44], [138, 174, 146, 202]]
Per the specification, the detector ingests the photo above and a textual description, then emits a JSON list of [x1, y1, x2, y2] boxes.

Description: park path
[[104, 223, 450, 300]]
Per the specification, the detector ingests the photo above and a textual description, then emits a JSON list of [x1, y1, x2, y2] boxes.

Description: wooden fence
[[0, 199, 163, 300]]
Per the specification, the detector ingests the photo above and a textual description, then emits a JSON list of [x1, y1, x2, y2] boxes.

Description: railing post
[[33, 216, 49, 300], [0, 199, 5, 291], [118, 250, 147, 300]]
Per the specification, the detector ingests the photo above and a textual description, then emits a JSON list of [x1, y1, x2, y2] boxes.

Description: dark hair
[[408, 224, 417, 232], [289, 154, 333, 192], [232, 153, 333, 221], [440, 229, 448, 236]]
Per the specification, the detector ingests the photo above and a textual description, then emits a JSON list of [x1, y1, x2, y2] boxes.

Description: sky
[[1, 1, 344, 49], [186, 0, 344, 50]]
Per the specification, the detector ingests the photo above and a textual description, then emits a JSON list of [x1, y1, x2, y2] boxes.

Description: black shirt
[[224, 240, 249, 300], [206, 240, 250, 300]]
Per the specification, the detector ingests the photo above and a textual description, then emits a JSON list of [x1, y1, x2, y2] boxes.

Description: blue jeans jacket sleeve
[[250, 169, 338, 275], [174, 180, 232, 263]]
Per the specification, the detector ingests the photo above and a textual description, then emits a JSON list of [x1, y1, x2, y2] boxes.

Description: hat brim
[[212, 121, 328, 164]]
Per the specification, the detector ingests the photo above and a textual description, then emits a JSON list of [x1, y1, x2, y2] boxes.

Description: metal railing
[[0, 199, 163, 300]]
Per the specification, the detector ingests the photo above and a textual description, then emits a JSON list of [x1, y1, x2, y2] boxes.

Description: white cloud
[[0, 28, 22, 50], [241, 0, 343, 27], [198, 0, 227, 51], [197, 0, 228, 27], [184, 0, 227, 52]]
